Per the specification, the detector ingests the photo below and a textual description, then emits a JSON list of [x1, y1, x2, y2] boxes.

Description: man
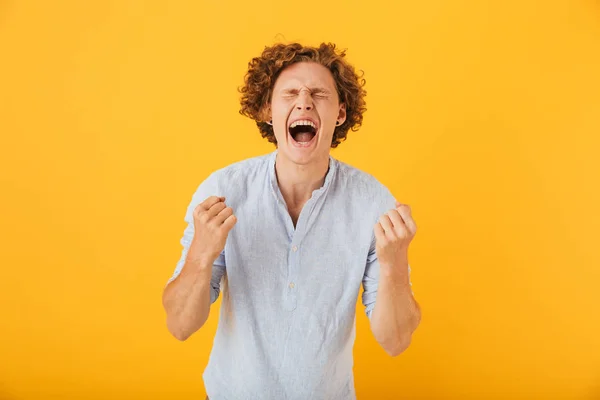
[[162, 42, 421, 400]]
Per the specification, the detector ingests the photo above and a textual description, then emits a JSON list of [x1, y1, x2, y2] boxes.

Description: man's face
[[269, 62, 346, 166]]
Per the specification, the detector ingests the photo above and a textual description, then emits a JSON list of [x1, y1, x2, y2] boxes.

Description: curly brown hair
[[238, 42, 367, 148]]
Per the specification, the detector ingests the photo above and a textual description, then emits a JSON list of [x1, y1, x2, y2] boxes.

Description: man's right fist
[[187, 196, 237, 265]]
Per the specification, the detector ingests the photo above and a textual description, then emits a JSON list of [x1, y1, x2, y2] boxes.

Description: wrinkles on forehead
[[273, 63, 338, 94]]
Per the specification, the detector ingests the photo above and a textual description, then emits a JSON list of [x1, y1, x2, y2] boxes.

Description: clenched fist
[[186, 196, 237, 265], [374, 201, 417, 269]]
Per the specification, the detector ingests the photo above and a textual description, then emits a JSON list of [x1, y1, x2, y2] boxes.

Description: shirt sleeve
[[361, 186, 414, 319], [165, 172, 227, 304]]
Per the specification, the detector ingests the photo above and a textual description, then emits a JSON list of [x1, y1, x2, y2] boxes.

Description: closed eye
[[280, 88, 331, 99], [282, 89, 299, 97]]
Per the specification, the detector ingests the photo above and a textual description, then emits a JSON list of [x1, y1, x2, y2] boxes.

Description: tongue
[[295, 132, 315, 143]]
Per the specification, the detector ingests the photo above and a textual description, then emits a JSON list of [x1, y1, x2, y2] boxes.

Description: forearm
[[370, 260, 421, 356], [162, 257, 214, 341]]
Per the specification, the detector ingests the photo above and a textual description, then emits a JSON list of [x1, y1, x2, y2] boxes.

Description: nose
[[295, 90, 313, 111]]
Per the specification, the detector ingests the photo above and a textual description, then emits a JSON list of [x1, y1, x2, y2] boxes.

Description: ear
[[337, 103, 347, 125], [259, 104, 272, 124]]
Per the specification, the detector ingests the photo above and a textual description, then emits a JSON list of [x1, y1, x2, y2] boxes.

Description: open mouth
[[288, 119, 318, 145]]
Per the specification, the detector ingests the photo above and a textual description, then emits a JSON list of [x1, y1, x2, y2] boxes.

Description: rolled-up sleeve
[[361, 236, 380, 319]]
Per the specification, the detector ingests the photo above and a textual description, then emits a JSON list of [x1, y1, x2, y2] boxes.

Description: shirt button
[[289, 282, 295, 288], [292, 245, 298, 252]]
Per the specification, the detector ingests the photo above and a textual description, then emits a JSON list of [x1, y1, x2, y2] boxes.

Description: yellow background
[[1, 1, 599, 399]]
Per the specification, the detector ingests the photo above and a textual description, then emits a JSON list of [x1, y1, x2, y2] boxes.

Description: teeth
[[289, 120, 316, 129]]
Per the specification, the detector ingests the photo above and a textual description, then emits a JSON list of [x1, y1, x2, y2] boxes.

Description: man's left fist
[[374, 201, 417, 268]]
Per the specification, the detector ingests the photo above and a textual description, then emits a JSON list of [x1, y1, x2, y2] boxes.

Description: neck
[[274, 151, 330, 208]]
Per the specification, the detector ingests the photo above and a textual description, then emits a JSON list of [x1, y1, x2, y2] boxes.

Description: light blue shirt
[[168, 150, 412, 400]]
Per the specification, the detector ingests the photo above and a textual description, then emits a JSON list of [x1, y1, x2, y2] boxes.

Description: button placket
[[283, 240, 299, 311]]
